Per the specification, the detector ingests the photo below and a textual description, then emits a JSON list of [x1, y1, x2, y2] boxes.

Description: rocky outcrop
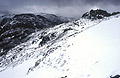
[[0, 13, 71, 56], [82, 9, 120, 20]]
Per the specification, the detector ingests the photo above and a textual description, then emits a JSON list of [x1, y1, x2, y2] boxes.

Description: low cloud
[[0, 0, 120, 17]]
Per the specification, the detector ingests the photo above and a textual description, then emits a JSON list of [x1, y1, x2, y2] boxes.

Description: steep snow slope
[[66, 15, 120, 78], [0, 15, 120, 78]]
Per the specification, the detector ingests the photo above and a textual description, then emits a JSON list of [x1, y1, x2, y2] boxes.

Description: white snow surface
[[0, 15, 120, 78]]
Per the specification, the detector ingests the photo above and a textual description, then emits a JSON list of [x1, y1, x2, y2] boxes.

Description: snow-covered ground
[[0, 15, 120, 78], [66, 16, 120, 78]]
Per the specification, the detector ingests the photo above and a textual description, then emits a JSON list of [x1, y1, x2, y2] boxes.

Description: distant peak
[[82, 9, 120, 20]]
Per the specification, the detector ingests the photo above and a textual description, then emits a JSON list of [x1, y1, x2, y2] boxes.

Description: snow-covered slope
[[66, 15, 120, 78], [0, 13, 120, 78], [0, 13, 72, 55]]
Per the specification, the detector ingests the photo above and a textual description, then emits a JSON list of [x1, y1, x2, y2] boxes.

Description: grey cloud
[[0, 0, 120, 17], [82, 0, 120, 5]]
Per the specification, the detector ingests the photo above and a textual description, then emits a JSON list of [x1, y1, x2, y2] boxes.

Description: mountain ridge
[[82, 9, 120, 20], [0, 13, 73, 56], [0, 9, 120, 78]]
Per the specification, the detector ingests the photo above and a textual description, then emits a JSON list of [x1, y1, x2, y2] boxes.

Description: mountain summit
[[82, 9, 120, 20]]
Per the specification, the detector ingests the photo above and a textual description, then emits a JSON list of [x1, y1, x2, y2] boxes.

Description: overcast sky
[[0, 0, 120, 17]]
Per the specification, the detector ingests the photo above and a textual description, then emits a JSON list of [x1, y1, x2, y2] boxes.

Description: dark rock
[[61, 76, 67, 78], [0, 13, 70, 56], [0, 18, 11, 26], [82, 9, 112, 20], [63, 28, 73, 33], [110, 75, 120, 78], [112, 12, 120, 15], [40, 36, 50, 46]]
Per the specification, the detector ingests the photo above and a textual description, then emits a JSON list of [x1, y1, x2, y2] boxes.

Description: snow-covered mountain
[[0, 13, 72, 56], [82, 9, 120, 20], [0, 9, 120, 78], [39, 13, 75, 23]]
